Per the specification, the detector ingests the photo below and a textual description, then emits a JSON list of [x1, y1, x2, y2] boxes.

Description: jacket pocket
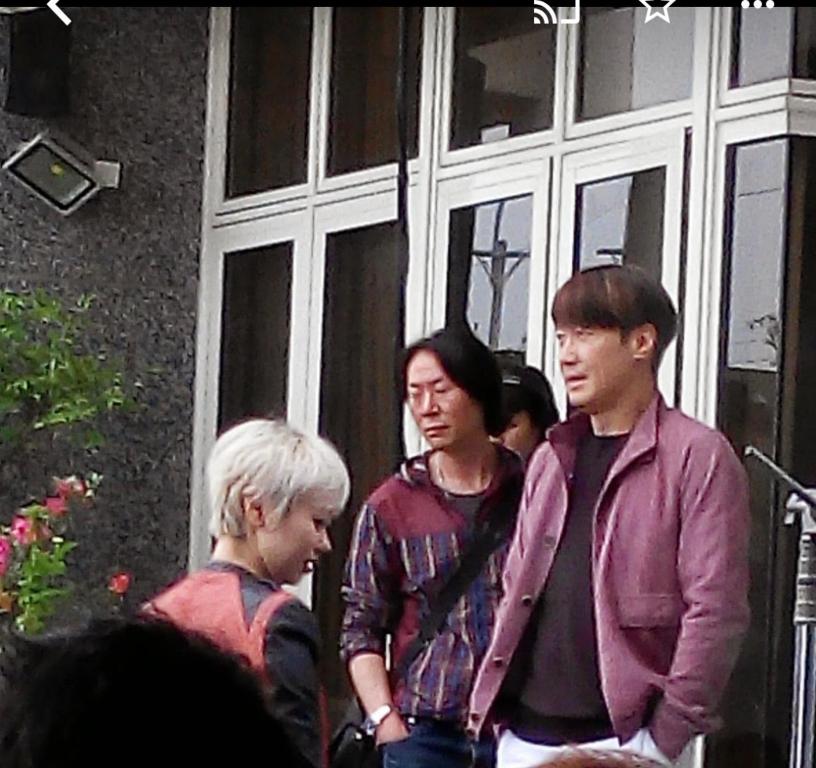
[[619, 593, 684, 628]]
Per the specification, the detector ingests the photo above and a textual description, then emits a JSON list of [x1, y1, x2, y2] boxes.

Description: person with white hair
[[144, 418, 350, 768]]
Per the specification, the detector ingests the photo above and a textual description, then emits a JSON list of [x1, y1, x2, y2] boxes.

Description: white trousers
[[497, 727, 697, 768]]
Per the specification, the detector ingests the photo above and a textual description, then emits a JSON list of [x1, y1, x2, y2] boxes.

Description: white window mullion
[[188, 238, 226, 571], [204, 8, 230, 219], [680, 7, 718, 421], [189, 8, 231, 570], [551, 130, 686, 413], [307, 8, 330, 195], [314, 6, 333, 193], [406, 6, 442, 346], [696, 114, 790, 427], [189, 212, 309, 569], [525, 162, 553, 372]]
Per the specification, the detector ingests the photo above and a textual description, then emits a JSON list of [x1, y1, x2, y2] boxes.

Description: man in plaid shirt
[[341, 326, 525, 768]]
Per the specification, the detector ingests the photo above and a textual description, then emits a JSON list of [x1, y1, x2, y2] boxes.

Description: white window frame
[[193, 8, 816, 685], [695, 107, 816, 427], [549, 130, 686, 410], [435, 7, 566, 167], [716, 7, 816, 111], [300, 187, 429, 593], [563, 8, 708, 141], [207, 8, 317, 217], [307, 191, 424, 432], [315, 7, 435, 193], [430, 161, 552, 369], [188, 210, 312, 571], [716, 7, 793, 109]]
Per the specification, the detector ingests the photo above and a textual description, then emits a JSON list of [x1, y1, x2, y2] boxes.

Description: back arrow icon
[[47, 0, 71, 25]]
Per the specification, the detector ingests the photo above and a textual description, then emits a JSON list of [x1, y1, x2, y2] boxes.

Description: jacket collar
[[398, 443, 524, 524], [206, 560, 281, 591], [548, 391, 665, 482]]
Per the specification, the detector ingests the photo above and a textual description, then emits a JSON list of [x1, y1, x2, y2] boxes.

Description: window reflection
[[451, 7, 555, 150], [733, 8, 793, 87], [713, 137, 805, 768], [328, 8, 422, 176], [726, 141, 786, 371], [574, 168, 666, 282], [732, 7, 816, 87], [579, 7, 694, 120], [227, 8, 311, 196], [218, 244, 292, 430], [315, 222, 403, 726], [447, 195, 533, 352]]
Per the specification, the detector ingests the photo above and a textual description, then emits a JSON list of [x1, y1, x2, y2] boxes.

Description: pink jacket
[[468, 394, 750, 760]]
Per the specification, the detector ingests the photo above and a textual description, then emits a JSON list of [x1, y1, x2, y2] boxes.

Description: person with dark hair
[[495, 353, 559, 464], [0, 617, 300, 768], [341, 325, 525, 768], [143, 418, 350, 768], [469, 265, 750, 767]]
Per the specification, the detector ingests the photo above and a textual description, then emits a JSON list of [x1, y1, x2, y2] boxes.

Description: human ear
[[242, 496, 265, 530], [630, 323, 657, 362]]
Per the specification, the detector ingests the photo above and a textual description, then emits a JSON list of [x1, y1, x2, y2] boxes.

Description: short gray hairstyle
[[207, 419, 350, 539]]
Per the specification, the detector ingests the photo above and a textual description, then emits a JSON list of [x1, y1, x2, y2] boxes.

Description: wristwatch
[[362, 703, 394, 736]]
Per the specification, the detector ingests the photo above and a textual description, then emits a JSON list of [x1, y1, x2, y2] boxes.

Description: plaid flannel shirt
[[340, 448, 523, 724]]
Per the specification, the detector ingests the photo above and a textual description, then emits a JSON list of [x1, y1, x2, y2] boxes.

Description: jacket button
[[470, 712, 482, 722], [542, 535, 557, 549], [521, 594, 533, 606], [492, 656, 505, 667]]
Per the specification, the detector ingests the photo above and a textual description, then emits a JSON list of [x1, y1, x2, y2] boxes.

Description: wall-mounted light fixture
[[2, 132, 121, 216]]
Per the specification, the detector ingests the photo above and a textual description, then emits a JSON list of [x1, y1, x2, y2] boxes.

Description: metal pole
[[787, 506, 816, 768], [744, 446, 816, 768]]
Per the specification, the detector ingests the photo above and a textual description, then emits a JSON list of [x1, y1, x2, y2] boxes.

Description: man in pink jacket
[[468, 265, 750, 767]]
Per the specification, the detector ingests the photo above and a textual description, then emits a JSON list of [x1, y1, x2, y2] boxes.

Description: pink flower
[[10, 516, 36, 545], [44, 495, 68, 517], [53, 475, 87, 501], [0, 536, 12, 577], [108, 572, 131, 596]]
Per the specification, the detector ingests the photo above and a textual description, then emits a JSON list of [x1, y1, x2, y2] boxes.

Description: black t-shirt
[[501, 432, 628, 745], [444, 489, 488, 521]]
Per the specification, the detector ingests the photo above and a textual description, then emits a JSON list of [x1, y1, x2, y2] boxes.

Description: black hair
[[400, 326, 504, 436], [0, 618, 298, 767], [497, 358, 559, 435], [552, 264, 678, 369]]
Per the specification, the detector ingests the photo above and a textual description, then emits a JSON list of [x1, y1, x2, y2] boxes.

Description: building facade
[[192, 9, 816, 768], [2, 7, 815, 768]]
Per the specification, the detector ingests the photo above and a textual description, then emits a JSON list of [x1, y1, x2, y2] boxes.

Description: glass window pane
[[328, 8, 422, 176], [712, 138, 790, 768], [575, 168, 666, 282], [686, 136, 816, 768], [794, 8, 816, 79], [451, 8, 555, 150], [726, 141, 786, 372], [227, 8, 312, 197], [579, 8, 694, 120], [446, 195, 532, 353], [218, 243, 293, 430], [732, 8, 793, 87], [314, 222, 404, 725]]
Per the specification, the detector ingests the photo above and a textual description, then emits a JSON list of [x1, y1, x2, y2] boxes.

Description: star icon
[[639, 0, 675, 23]]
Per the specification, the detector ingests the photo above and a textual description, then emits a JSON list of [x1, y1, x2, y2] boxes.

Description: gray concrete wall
[[0, 7, 209, 621]]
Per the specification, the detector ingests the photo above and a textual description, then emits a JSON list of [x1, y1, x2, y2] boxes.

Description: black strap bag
[[329, 511, 515, 768]]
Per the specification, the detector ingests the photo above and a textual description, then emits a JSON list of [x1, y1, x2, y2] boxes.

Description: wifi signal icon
[[533, 0, 558, 24]]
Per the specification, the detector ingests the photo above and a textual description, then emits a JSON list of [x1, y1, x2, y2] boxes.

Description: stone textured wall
[[0, 7, 209, 619]]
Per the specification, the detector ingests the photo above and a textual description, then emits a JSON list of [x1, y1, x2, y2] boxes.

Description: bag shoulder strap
[[393, 485, 519, 681]]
